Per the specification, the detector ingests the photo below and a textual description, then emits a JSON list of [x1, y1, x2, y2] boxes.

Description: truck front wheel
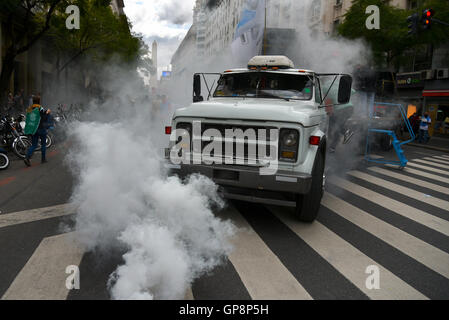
[[295, 152, 324, 222]]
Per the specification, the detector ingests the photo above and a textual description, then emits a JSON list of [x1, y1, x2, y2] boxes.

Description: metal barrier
[[365, 102, 415, 169]]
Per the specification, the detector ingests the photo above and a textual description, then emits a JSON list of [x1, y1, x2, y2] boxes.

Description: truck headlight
[[279, 129, 299, 162], [283, 132, 298, 147]]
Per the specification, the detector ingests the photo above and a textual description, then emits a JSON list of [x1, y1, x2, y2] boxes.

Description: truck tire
[[295, 152, 324, 222]]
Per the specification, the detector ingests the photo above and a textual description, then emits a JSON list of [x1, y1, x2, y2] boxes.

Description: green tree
[[48, 0, 141, 78], [338, 0, 449, 70], [0, 0, 66, 102]]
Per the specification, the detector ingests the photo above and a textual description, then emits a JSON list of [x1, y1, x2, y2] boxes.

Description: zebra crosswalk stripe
[[414, 159, 449, 170], [433, 156, 449, 163], [407, 162, 449, 177], [329, 176, 449, 237], [348, 170, 449, 211], [367, 166, 449, 195], [388, 165, 449, 185], [322, 193, 449, 280], [270, 204, 427, 300], [426, 157, 449, 165], [223, 207, 312, 300], [2, 232, 85, 300], [0, 204, 76, 229]]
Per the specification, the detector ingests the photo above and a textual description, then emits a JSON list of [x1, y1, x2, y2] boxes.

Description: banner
[[231, 0, 266, 66]]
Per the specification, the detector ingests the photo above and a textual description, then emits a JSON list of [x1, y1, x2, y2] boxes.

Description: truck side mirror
[[193, 74, 203, 103], [338, 75, 352, 104]]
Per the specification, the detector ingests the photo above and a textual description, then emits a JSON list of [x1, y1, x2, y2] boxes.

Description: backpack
[[24, 106, 41, 135]]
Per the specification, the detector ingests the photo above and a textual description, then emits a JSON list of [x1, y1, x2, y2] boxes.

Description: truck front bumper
[[165, 161, 312, 206]]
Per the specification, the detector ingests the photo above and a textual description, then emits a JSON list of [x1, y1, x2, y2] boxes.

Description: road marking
[[367, 166, 449, 195], [270, 205, 427, 300], [322, 193, 449, 280], [0, 204, 76, 228], [428, 157, 449, 165], [0, 177, 16, 187], [407, 162, 449, 177], [348, 170, 449, 211], [2, 232, 85, 300], [385, 165, 449, 185], [438, 154, 449, 160], [329, 176, 449, 237], [432, 156, 449, 163], [222, 207, 312, 300], [415, 159, 449, 170]]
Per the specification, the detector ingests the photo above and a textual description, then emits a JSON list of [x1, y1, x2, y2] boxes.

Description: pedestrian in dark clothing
[[418, 112, 431, 144], [354, 65, 377, 118], [24, 96, 51, 166], [408, 112, 419, 137]]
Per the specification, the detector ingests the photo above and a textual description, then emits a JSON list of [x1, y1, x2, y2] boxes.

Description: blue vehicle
[[0, 147, 9, 170]]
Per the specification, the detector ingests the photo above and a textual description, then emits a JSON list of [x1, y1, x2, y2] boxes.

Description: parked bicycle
[[0, 115, 31, 159]]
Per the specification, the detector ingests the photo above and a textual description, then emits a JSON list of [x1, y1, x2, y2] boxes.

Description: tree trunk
[[0, 50, 17, 105]]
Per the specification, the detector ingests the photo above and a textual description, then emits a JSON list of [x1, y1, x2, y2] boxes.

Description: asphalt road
[[0, 142, 448, 300]]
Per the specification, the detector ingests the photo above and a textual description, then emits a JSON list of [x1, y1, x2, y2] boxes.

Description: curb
[[408, 143, 449, 154]]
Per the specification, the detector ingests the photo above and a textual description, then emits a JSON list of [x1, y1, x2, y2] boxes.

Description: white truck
[[165, 56, 352, 222]]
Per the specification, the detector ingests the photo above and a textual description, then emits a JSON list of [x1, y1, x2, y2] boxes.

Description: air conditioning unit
[[436, 68, 449, 79], [421, 69, 434, 80]]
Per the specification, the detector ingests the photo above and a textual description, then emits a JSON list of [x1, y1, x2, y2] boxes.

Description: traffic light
[[407, 13, 419, 35], [422, 9, 435, 30]]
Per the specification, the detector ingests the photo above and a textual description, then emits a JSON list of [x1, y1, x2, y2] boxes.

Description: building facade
[[110, 0, 125, 15]]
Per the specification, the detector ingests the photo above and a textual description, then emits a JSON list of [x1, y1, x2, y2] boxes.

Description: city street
[[1, 144, 448, 300]]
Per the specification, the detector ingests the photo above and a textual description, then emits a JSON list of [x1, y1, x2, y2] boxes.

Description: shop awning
[[423, 89, 449, 97]]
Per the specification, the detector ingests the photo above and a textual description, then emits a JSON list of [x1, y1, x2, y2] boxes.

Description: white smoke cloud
[[66, 64, 236, 300]]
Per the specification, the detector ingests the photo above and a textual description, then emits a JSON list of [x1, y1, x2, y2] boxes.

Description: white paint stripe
[[386, 165, 449, 185], [428, 157, 449, 165], [2, 232, 85, 300], [348, 170, 449, 211], [329, 176, 449, 237], [433, 155, 449, 161], [439, 155, 449, 159], [323, 193, 449, 281], [223, 207, 312, 300], [415, 159, 449, 170], [0, 204, 76, 229], [407, 162, 449, 176], [270, 205, 427, 299], [367, 166, 449, 195]]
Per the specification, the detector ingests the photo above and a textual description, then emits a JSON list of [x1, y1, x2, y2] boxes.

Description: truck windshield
[[213, 72, 313, 100]]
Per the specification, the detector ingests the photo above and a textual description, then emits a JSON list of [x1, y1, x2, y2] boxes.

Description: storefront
[[396, 72, 425, 120], [423, 88, 449, 137]]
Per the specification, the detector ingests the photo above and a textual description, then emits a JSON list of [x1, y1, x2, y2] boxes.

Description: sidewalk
[[409, 135, 449, 154]]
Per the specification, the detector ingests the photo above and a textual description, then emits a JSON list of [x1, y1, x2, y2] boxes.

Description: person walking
[[23, 96, 51, 166], [418, 112, 431, 144]]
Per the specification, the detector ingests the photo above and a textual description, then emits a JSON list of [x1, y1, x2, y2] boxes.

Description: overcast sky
[[123, 0, 196, 79]]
